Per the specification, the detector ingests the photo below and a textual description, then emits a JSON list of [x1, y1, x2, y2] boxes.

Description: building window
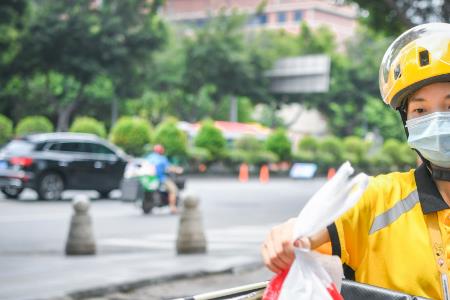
[[258, 14, 267, 24], [294, 10, 302, 21], [195, 18, 206, 26], [277, 12, 286, 23]]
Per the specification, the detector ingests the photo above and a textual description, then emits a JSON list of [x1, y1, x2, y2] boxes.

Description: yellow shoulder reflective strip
[[425, 212, 450, 300]]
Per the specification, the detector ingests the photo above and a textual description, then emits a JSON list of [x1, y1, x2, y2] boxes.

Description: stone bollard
[[65, 194, 96, 255], [176, 195, 207, 254]]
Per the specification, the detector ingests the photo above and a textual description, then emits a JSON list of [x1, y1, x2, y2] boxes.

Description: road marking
[[99, 224, 275, 251], [0, 210, 137, 223]]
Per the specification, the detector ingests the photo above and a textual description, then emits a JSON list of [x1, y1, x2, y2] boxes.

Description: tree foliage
[[348, 0, 450, 36], [5, 0, 166, 130], [183, 11, 271, 108]]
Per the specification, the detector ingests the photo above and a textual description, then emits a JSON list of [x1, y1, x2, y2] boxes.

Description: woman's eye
[[413, 108, 425, 113]]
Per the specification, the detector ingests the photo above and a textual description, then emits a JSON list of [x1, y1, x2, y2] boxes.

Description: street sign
[[265, 54, 330, 94]]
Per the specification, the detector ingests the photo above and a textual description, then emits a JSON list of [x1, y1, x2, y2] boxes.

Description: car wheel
[[38, 172, 64, 201], [1, 187, 24, 199], [98, 190, 111, 199]]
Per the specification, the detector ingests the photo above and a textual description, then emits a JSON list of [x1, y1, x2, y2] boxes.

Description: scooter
[[120, 159, 185, 214]]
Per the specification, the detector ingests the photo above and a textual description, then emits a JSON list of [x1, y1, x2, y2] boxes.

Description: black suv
[[0, 132, 129, 200]]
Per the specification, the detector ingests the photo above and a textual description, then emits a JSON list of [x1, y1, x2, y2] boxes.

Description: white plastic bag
[[277, 162, 369, 300]]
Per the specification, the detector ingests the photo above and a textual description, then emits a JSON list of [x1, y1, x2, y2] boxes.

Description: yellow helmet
[[379, 23, 450, 109]]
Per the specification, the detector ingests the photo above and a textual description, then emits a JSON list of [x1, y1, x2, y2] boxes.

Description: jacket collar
[[415, 163, 449, 214]]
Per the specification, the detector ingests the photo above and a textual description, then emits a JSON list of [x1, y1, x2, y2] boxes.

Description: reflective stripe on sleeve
[[369, 190, 419, 235]]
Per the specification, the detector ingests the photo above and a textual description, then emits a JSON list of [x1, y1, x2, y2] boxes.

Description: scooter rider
[[261, 23, 450, 299], [146, 144, 181, 214]]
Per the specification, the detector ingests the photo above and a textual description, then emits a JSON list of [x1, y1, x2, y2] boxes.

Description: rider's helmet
[[153, 144, 165, 155], [379, 22, 450, 110]]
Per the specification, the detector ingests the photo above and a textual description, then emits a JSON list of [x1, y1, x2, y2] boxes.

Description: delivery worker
[[261, 22, 450, 299], [146, 144, 182, 214]]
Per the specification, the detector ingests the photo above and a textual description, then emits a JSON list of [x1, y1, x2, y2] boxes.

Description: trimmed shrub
[[235, 135, 263, 153], [295, 136, 320, 163], [194, 120, 226, 161], [0, 114, 13, 145], [265, 128, 291, 162], [110, 117, 152, 156], [292, 151, 316, 163], [343, 136, 370, 169], [368, 139, 417, 174], [316, 136, 345, 170], [16, 116, 53, 136], [253, 150, 278, 165], [153, 118, 187, 158], [187, 146, 212, 163], [69, 116, 107, 138], [297, 136, 319, 152], [226, 149, 250, 165]]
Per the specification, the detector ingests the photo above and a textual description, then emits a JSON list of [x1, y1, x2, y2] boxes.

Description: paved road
[[0, 177, 325, 255], [0, 177, 326, 300]]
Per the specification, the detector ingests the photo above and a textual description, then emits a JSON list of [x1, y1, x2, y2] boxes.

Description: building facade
[[161, 0, 358, 44]]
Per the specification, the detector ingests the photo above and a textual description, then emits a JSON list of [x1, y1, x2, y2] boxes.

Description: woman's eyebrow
[[409, 97, 426, 103]]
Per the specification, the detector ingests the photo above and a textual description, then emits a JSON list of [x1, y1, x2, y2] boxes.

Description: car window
[[1, 140, 35, 154], [85, 143, 115, 155], [48, 143, 61, 151], [58, 142, 88, 153]]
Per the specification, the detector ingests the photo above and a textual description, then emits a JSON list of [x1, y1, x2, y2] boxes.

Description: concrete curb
[[57, 261, 264, 300]]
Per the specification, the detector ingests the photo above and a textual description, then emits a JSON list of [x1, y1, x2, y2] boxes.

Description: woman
[[261, 23, 450, 299]]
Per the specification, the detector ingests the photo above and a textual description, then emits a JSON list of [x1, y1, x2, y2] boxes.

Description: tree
[[347, 0, 450, 36], [0, 0, 27, 119], [12, 0, 166, 130], [183, 11, 272, 116]]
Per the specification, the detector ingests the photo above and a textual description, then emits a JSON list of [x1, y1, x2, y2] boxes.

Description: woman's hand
[[261, 218, 311, 273]]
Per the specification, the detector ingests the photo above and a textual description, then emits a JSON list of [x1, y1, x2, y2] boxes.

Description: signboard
[[289, 163, 318, 179], [265, 55, 330, 94]]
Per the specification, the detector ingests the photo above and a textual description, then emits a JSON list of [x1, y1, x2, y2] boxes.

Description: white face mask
[[406, 112, 450, 168]]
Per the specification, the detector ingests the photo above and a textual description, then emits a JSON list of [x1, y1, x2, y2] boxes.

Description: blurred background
[[0, 0, 448, 299]]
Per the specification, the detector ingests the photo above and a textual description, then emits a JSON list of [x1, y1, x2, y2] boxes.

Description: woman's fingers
[[261, 218, 296, 273], [271, 227, 294, 268], [294, 237, 311, 249], [261, 242, 282, 273]]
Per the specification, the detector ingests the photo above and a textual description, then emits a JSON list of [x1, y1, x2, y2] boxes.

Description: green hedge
[[69, 116, 107, 138], [15, 116, 53, 136], [294, 135, 416, 175], [110, 117, 152, 156], [0, 115, 13, 145]]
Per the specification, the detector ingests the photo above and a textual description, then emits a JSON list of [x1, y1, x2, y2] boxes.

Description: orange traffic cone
[[239, 163, 249, 183], [259, 165, 270, 184], [327, 167, 336, 179]]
